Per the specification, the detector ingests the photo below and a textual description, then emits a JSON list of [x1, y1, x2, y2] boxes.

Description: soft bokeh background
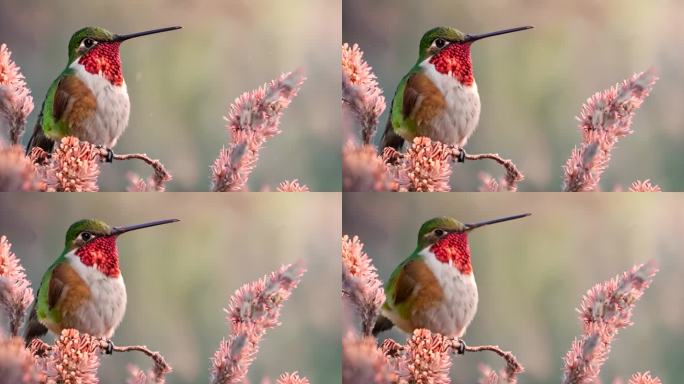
[[344, 193, 684, 383], [0, 0, 341, 191], [343, 0, 684, 191], [0, 193, 341, 383]]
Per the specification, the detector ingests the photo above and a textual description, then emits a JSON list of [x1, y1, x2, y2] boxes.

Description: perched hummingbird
[[372, 214, 530, 341], [26, 26, 182, 160], [380, 26, 532, 161], [24, 218, 178, 346]]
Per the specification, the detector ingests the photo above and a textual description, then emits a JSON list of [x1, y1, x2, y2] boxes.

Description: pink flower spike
[[46, 329, 101, 384], [0, 43, 34, 145], [45, 136, 101, 192], [628, 179, 661, 192], [275, 372, 309, 384], [0, 235, 34, 336], [342, 43, 386, 144], [397, 137, 452, 192], [628, 371, 662, 384], [276, 179, 310, 192], [211, 70, 306, 192]]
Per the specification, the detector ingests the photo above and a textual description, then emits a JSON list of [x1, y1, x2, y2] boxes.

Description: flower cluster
[[276, 179, 310, 192], [211, 70, 306, 192], [44, 329, 101, 384], [43, 137, 101, 192], [0, 43, 33, 145], [395, 137, 452, 192], [0, 235, 34, 337], [211, 262, 308, 384], [341, 43, 386, 144], [563, 70, 658, 192], [397, 329, 452, 384], [562, 261, 659, 384]]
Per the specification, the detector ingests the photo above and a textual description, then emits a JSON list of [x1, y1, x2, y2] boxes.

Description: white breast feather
[[69, 61, 130, 147], [417, 248, 478, 337], [66, 252, 127, 337], [420, 60, 481, 147]]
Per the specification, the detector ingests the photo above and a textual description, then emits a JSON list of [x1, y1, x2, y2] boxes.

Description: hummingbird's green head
[[67, 27, 116, 64], [64, 219, 112, 252], [416, 213, 531, 250], [418, 27, 467, 63]]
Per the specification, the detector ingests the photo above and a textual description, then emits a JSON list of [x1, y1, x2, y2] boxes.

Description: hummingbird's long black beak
[[113, 26, 182, 43], [465, 213, 530, 231], [111, 219, 179, 236], [462, 26, 533, 44]]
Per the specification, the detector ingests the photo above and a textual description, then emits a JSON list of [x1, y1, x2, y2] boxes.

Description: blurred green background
[[0, 0, 341, 191], [0, 193, 341, 383], [343, 193, 684, 383], [343, 0, 684, 191]]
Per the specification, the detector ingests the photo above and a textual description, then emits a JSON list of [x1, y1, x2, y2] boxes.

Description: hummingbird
[[372, 213, 530, 344], [26, 26, 182, 160], [24, 218, 179, 348], [380, 26, 532, 161]]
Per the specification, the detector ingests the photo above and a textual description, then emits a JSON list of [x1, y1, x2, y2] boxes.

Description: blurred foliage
[[0, 0, 341, 191], [343, 0, 684, 191], [0, 193, 341, 383], [343, 193, 684, 383]]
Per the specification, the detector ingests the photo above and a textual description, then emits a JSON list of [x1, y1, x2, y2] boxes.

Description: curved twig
[[462, 151, 525, 191], [463, 343, 524, 378], [102, 340, 172, 379], [98, 149, 172, 190]]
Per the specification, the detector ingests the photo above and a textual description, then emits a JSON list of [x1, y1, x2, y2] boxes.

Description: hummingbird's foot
[[96, 146, 115, 163], [456, 148, 467, 163], [104, 339, 114, 355], [456, 339, 467, 355]]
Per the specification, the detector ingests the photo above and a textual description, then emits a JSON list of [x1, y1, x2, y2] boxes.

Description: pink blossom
[[563, 70, 658, 192], [562, 261, 658, 384], [342, 235, 386, 336], [628, 372, 661, 384], [397, 137, 452, 192], [342, 141, 394, 191], [0, 43, 33, 145], [0, 236, 34, 336], [126, 364, 166, 384], [211, 263, 306, 384], [0, 145, 42, 191], [398, 329, 452, 384], [276, 179, 309, 192], [44, 137, 100, 192], [0, 335, 41, 383], [275, 372, 309, 384], [211, 70, 306, 192], [342, 332, 393, 384], [341, 43, 386, 144], [628, 179, 661, 192], [45, 329, 101, 384]]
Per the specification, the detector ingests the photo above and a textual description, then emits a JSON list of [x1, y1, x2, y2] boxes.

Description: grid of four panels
[[1, 0, 682, 383]]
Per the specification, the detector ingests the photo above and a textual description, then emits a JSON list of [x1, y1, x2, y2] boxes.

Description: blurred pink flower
[[342, 141, 394, 191], [126, 364, 166, 384], [0, 43, 33, 145], [628, 179, 661, 192], [275, 372, 309, 384], [341, 43, 386, 144], [0, 235, 34, 337], [628, 372, 661, 384], [478, 363, 517, 384], [0, 335, 41, 383], [562, 261, 658, 384], [45, 329, 101, 384], [126, 172, 167, 192], [44, 137, 100, 192], [397, 137, 452, 192], [342, 332, 393, 384], [0, 145, 42, 191], [342, 235, 386, 336], [211, 70, 306, 192], [563, 70, 658, 192], [276, 179, 309, 192], [398, 329, 452, 384], [211, 263, 306, 384]]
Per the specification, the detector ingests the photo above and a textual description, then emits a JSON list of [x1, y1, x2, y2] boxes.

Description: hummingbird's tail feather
[[372, 314, 394, 336], [23, 302, 47, 346], [380, 118, 405, 151], [26, 120, 55, 155]]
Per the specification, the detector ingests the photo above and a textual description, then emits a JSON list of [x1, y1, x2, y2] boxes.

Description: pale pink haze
[[211, 70, 306, 192], [0, 235, 34, 337]]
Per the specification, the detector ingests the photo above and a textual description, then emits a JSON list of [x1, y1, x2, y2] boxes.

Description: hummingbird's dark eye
[[434, 38, 447, 49], [83, 38, 96, 48], [434, 229, 445, 237], [81, 232, 92, 241]]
